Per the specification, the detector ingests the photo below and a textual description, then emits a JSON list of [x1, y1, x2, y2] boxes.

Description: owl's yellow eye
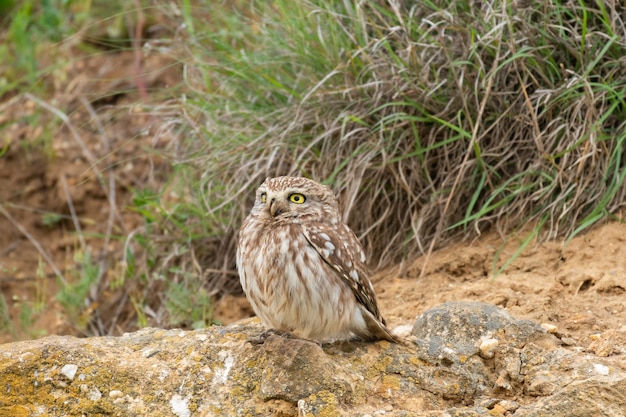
[[289, 193, 306, 204], [260, 193, 267, 203]]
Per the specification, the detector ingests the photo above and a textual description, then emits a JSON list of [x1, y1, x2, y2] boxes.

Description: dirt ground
[[0, 46, 181, 342], [379, 223, 626, 356], [0, 46, 624, 360]]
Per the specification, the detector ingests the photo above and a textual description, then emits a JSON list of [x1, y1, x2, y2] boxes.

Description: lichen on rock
[[1, 303, 625, 416]]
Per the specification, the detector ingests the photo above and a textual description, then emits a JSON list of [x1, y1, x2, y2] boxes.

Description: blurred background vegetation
[[0, 0, 625, 340]]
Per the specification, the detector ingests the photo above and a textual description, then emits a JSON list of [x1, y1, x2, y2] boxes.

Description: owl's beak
[[269, 199, 288, 217]]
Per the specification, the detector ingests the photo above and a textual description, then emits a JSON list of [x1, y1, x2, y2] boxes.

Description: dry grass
[[150, 0, 626, 297]]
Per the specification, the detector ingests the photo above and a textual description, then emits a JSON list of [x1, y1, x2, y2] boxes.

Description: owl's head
[[250, 176, 341, 223]]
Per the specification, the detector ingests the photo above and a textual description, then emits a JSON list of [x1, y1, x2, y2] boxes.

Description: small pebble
[[61, 364, 78, 380], [479, 338, 499, 359], [589, 330, 616, 357], [141, 348, 158, 358], [541, 323, 557, 333], [498, 400, 520, 411], [593, 363, 609, 375], [109, 390, 124, 399], [392, 324, 413, 338], [88, 388, 102, 401], [476, 397, 499, 408]]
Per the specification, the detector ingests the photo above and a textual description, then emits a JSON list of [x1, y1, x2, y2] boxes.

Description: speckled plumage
[[236, 176, 398, 342]]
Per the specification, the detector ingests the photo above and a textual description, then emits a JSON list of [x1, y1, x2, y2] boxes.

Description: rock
[[497, 399, 520, 412], [411, 301, 550, 362], [541, 322, 558, 333], [234, 335, 355, 406], [589, 329, 617, 357], [108, 389, 124, 399], [478, 338, 498, 359], [60, 363, 78, 380], [170, 394, 192, 417], [515, 378, 626, 417], [408, 301, 563, 398], [0, 303, 624, 416]]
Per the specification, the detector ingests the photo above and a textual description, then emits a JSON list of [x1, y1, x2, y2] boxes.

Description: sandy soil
[[378, 223, 626, 355], [0, 44, 624, 361]]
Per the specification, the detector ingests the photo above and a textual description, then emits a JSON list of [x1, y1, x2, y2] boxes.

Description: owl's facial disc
[[259, 190, 307, 218]]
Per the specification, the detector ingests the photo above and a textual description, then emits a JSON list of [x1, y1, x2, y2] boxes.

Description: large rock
[[0, 302, 624, 416]]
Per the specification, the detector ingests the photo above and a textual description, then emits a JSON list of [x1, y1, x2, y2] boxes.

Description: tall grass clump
[[150, 0, 626, 297]]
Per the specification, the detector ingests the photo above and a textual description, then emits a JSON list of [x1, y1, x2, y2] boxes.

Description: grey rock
[[411, 301, 550, 363]]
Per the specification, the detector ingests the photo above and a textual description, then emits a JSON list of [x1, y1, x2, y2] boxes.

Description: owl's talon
[[246, 336, 266, 345], [263, 328, 294, 339], [247, 329, 322, 347], [246, 328, 291, 345]]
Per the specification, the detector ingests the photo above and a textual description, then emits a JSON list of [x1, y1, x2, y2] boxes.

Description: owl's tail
[[358, 307, 403, 344]]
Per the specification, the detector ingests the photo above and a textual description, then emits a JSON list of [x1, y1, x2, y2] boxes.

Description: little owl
[[236, 176, 399, 343]]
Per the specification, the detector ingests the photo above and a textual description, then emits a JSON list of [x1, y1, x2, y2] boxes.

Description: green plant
[[0, 258, 48, 340], [165, 272, 214, 329], [163, 0, 625, 288], [56, 250, 101, 332], [0, 292, 14, 338]]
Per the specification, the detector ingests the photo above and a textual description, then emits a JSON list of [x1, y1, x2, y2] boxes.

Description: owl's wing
[[302, 223, 385, 323]]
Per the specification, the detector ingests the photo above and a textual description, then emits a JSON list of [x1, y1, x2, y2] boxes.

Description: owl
[[236, 176, 399, 343]]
